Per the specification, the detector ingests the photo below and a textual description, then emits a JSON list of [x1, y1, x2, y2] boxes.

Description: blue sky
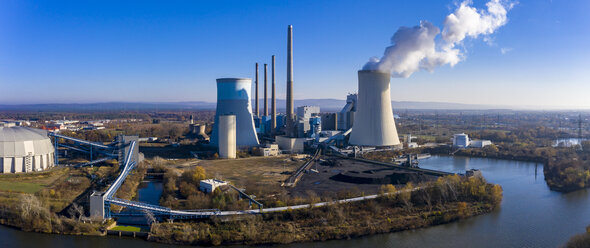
[[1, 0, 589, 109]]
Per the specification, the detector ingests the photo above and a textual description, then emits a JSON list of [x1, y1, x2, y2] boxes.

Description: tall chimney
[[264, 63, 268, 116], [286, 25, 294, 135], [255, 63, 259, 117], [271, 55, 276, 132]]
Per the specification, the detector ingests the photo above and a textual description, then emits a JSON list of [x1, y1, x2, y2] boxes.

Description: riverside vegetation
[[0, 162, 122, 235], [0, 157, 151, 235], [148, 174, 502, 246]]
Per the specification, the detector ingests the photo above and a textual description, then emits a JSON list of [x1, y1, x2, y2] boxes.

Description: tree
[[379, 184, 397, 200], [144, 210, 156, 226], [68, 203, 84, 222], [490, 184, 503, 206], [192, 166, 207, 183], [399, 182, 414, 210], [457, 201, 468, 218]]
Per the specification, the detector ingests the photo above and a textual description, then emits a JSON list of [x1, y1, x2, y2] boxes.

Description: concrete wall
[[89, 192, 105, 218], [276, 136, 305, 154], [218, 115, 236, 159]]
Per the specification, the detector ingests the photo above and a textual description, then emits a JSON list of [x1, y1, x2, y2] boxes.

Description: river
[[1, 156, 590, 247]]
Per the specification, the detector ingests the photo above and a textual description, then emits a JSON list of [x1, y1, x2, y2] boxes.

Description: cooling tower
[[218, 115, 236, 159], [348, 70, 400, 146], [211, 78, 260, 147]]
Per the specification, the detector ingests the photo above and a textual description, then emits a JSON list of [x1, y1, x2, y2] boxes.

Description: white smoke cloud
[[363, 0, 514, 78]]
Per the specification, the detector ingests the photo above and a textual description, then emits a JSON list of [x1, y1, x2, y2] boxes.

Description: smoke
[[363, 0, 514, 78]]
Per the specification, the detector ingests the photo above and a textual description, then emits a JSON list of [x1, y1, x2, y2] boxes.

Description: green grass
[[0, 181, 44, 193], [111, 225, 143, 232]]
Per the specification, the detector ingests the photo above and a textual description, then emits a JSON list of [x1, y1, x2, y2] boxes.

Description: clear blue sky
[[1, 0, 589, 109]]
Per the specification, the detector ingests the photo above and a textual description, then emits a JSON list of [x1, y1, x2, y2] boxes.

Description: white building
[[199, 179, 228, 193], [0, 126, 55, 173], [453, 133, 470, 148], [257, 143, 280, 156], [470, 140, 492, 148]]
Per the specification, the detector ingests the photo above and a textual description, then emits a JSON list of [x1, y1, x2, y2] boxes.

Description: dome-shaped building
[[0, 126, 55, 173]]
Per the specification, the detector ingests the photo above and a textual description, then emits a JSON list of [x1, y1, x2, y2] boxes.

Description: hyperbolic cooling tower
[[348, 70, 400, 146], [211, 78, 260, 147]]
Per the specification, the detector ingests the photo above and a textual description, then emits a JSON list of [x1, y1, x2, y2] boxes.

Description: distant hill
[[0, 99, 504, 112], [0, 101, 216, 112]]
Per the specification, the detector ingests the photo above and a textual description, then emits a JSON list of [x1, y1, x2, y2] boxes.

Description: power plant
[[210, 78, 259, 147], [210, 25, 402, 156], [348, 70, 400, 147]]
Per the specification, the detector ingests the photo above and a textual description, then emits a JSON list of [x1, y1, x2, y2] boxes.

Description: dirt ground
[[288, 156, 438, 198], [196, 155, 306, 197], [157, 154, 437, 204]]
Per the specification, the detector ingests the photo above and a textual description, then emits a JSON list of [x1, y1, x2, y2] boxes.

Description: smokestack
[[271, 55, 276, 132], [286, 25, 294, 134], [348, 70, 400, 146], [255, 63, 259, 117], [264, 63, 268, 116]]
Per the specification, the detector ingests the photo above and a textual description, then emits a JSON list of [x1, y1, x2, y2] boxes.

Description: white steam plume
[[363, 0, 514, 78]]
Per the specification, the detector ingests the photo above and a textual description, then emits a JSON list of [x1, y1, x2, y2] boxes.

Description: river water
[[1, 156, 589, 247], [116, 180, 164, 226]]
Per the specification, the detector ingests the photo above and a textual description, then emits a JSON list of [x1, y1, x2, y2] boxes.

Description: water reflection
[[451, 156, 469, 172], [117, 180, 163, 226]]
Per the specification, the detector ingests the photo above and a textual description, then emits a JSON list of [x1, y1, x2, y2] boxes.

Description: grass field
[[0, 168, 69, 194], [110, 225, 143, 232], [0, 181, 45, 193], [0, 167, 95, 212]]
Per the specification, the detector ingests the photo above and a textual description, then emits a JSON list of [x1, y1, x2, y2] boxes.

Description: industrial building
[[338, 94, 357, 131], [470, 140, 492, 148], [254, 143, 280, 156], [453, 133, 492, 148], [0, 126, 55, 173], [210, 78, 259, 147], [453, 133, 470, 148], [276, 135, 305, 153], [199, 179, 228, 193], [348, 70, 401, 147], [189, 123, 210, 141], [320, 113, 338, 130], [296, 106, 320, 138]]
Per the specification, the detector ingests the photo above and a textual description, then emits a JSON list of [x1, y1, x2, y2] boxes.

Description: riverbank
[[379, 145, 590, 193], [148, 175, 502, 246]]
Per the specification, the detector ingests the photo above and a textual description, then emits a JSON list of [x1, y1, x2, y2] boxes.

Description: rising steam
[[363, 0, 514, 78]]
